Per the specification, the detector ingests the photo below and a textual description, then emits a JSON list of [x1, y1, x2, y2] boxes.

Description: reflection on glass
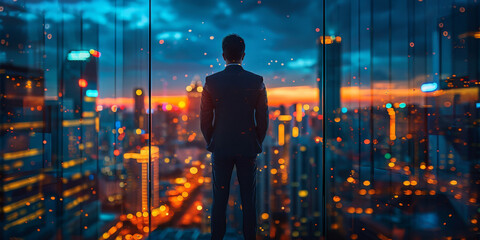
[[324, 1, 480, 239], [1, 0, 479, 239]]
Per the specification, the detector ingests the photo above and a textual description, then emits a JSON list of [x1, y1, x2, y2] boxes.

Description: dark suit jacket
[[200, 65, 268, 157]]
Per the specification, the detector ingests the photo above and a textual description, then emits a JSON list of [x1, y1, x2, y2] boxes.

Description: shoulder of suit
[[205, 73, 216, 84], [206, 70, 225, 83], [243, 69, 263, 82]]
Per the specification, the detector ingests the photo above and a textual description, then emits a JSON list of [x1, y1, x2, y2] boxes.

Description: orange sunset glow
[[341, 84, 478, 106], [97, 83, 478, 110], [97, 86, 320, 109]]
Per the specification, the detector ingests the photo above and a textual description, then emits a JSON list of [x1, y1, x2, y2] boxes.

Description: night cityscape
[[1, 0, 480, 240]]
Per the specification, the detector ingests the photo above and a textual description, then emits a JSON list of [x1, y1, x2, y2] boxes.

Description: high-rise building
[[47, 45, 101, 237], [186, 76, 203, 144], [123, 146, 160, 214], [255, 105, 294, 238], [0, 64, 46, 239], [1, 5, 100, 238], [134, 88, 145, 129], [317, 35, 342, 114], [154, 104, 180, 158]]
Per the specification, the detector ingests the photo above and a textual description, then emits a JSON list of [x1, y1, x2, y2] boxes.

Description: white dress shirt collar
[[226, 63, 242, 67]]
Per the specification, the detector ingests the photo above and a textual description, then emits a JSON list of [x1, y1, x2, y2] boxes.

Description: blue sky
[[24, 0, 464, 101], [27, 0, 323, 97]]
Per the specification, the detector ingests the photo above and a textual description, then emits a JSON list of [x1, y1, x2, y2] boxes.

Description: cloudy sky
[[22, 0, 466, 107], [26, 0, 323, 102], [148, 0, 323, 94]]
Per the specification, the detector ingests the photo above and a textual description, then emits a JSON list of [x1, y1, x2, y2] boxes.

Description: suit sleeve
[[255, 78, 269, 144], [200, 78, 214, 144]]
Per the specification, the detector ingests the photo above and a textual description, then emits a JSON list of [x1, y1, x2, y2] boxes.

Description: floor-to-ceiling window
[[324, 0, 480, 239], [0, 0, 151, 238], [1, 0, 479, 239]]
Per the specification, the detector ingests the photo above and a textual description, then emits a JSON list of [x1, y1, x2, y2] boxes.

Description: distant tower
[[186, 75, 203, 143], [317, 35, 342, 114], [123, 146, 160, 214], [134, 88, 145, 129]]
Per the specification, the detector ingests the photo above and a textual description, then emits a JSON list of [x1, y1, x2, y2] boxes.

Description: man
[[200, 34, 268, 240]]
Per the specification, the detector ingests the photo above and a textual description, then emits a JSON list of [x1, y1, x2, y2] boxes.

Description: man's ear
[[241, 52, 245, 60], [222, 53, 226, 61]]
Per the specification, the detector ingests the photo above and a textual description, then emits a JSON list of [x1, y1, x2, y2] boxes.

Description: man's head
[[222, 34, 245, 64]]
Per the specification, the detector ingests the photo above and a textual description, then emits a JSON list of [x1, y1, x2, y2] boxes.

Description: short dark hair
[[222, 34, 245, 62]]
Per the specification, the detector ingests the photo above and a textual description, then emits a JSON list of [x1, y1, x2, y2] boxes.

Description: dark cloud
[[26, 0, 323, 96]]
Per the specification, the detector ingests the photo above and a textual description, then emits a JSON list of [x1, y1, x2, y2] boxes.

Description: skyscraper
[[134, 88, 145, 130], [186, 76, 203, 144], [123, 146, 160, 214], [0, 64, 46, 239], [317, 35, 342, 114]]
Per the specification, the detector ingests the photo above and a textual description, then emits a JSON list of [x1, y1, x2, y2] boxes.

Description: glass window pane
[[325, 0, 480, 239], [2, 0, 479, 239]]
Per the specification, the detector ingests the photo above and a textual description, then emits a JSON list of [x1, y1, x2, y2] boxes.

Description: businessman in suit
[[201, 34, 268, 240]]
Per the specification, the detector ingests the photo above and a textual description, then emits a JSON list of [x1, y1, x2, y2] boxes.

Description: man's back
[[200, 64, 268, 157], [201, 34, 268, 240]]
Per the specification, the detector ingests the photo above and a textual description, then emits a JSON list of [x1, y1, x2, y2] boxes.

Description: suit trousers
[[210, 154, 257, 240]]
